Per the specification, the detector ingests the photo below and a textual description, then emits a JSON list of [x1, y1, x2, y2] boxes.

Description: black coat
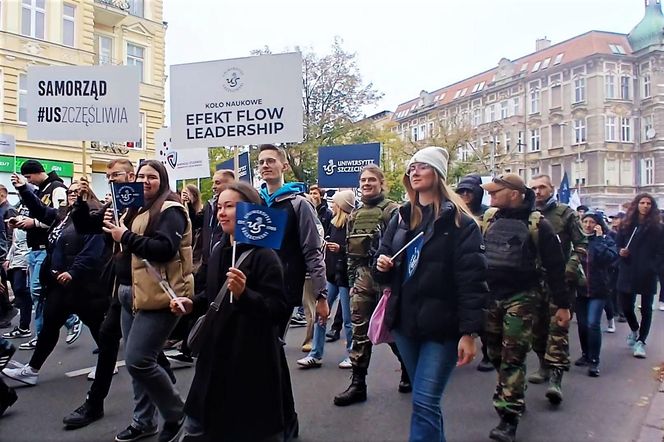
[[577, 234, 618, 298], [324, 222, 349, 287], [374, 201, 488, 342], [185, 241, 289, 441], [616, 222, 663, 295]]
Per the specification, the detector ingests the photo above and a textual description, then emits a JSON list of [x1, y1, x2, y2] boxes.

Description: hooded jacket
[[26, 171, 67, 251], [456, 174, 488, 217], [577, 212, 618, 298]]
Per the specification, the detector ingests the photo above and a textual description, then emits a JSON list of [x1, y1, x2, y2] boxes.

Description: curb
[[637, 380, 664, 442]]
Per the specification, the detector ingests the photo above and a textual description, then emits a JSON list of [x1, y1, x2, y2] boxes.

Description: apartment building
[[0, 0, 166, 197], [392, 0, 664, 212]]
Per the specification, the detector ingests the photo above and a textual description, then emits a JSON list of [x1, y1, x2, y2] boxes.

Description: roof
[[393, 30, 632, 120]]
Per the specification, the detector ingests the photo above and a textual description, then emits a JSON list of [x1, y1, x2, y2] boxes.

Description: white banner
[[26, 65, 140, 142], [0, 134, 16, 156], [155, 128, 210, 185], [170, 52, 303, 148]]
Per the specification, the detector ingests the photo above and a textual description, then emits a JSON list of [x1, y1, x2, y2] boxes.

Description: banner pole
[[233, 145, 240, 182], [230, 240, 237, 304], [110, 182, 123, 252], [81, 141, 87, 179]]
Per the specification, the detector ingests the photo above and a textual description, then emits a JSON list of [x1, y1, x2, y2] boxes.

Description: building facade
[[0, 0, 166, 198], [392, 0, 664, 213]]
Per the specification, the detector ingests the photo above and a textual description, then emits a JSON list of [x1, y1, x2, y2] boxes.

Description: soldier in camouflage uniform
[[528, 174, 586, 405], [481, 174, 570, 442], [333, 165, 410, 407]]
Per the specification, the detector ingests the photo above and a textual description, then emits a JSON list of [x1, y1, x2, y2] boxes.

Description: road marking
[[65, 360, 126, 378]]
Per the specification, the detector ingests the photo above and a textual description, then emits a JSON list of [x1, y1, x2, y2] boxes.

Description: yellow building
[[0, 0, 166, 197]]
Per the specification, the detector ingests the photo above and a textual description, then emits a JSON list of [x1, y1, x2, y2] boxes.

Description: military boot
[[527, 357, 550, 384], [489, 415, 518, 442], [545, 368, 564, 405], [333, 368, 367, 406]]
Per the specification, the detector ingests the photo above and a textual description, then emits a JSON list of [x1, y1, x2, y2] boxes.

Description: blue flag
[[559, 172, 570, 204], [235, 202, 287, 250], [111, 182, 144, 211], [404, 234, 424, 282]]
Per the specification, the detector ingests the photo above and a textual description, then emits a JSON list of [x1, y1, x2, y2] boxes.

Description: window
[[605, 116, 617, 141], [96, 35, 113, 65], [517, 131, 524, 153], [642, 73, 651, 98], [62, 4, 75, 47], [500, 101, 508, 119], [472, 108, 482, 127], [471, 82, 485, 93], [620, 75, 630, 99], [541, 58, 551, 69], [459, 88, 467, 97], [620, 117, 632, 142], [643, 115, 654, 140], [531, 61, 541, 72], [420, 124, 427, 139], [553, 53, 564, 65], [609, 44, 626, 55], [21, 0, 45, 39], [512, 97, 520, 115], [605, 73, 616, 98], [573, 76, 586, 103], [528, 81, 540, 114], [18, 73, 27, 123], [504, 132, 511, 151], [127, 112, 145, 149], [550, 74, 562, 108], [0, 70, 3, 121], [529, 128, 541, 151], [573, 119, 586, 144], [454, 90, 462, 99], [412, 126, 419, 142], [520, 63, 528, 72], [551, 124, 562, 147], [642, 158, 654, 185], [127, 0, 144, 17], [126, 43, 145, 82], [530, 167, 540, 178], [487, 104, 496, 122]]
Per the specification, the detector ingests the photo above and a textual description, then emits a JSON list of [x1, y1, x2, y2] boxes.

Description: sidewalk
[[637, 364, 664, 442]]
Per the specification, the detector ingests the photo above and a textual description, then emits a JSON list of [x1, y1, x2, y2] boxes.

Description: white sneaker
[[296, 356, 321, 369], [87, 365, 119, 380], [66, 318, 83, 345], [607, 318, 616, 333], [633, 341, 647, 359], [659, 302, 664, 312], [19, 337, 37, 350], [338, 357, 352, 369], [2, 364, 38, 385]]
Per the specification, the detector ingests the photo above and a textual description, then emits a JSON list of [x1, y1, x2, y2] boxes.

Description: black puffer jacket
[[325, 222, 349, 288], [374, 201, 488, 342]]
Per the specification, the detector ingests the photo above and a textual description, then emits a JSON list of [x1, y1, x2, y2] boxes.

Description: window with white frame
[[642, 158, 654, 185], [412, 126, 419, 141], [512, 97, 520, 115], [572, 68, 586, 103], [500, 101, 508, 119], [620, 117, 632, 142], [531, 61, 541, 73], [487, 104, 496, 122], [62, 3, 75, 47], [127, 0, 144, 17], [530, 167, 540, 178], [642, 73, 651, 98], [21, 0, 45, 39], [529, 128, 541, 151], [18, 73, 27, 123], [541, 58, 551, 69], [458, 144, 471, 162], [605, 116, 617, 141], [553, 53, 564, 65], [504, 132, 511, 151], [528, 80, 540, 114], [643, 115, 654, 140], [472, 108, 481, 127], [550, 73, 562, 108], [96, 34, 113, 65], [126, 43, 145, 82], [605, 73, 616, 98], [517, 131, 524, 153], [573, 118, 586, 144], [620, 75, 630, 99], [420, 124, 427, 139]]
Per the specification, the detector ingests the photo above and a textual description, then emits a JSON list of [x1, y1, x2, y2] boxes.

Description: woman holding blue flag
[[170, 181, 289, 442], [374, 146, 488, 442], [102, 160, 191, 442]]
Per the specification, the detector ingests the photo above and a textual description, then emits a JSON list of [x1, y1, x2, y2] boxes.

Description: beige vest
[[129, 200, 194, 310]]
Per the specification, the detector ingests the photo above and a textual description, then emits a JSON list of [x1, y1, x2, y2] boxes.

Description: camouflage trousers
[[486, 290, 538, 418], [531, 286, 571, 370], [349, 266, 401, 371]]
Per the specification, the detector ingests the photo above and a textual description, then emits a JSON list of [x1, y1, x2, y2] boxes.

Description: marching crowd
[[0, 144, 661, 442]]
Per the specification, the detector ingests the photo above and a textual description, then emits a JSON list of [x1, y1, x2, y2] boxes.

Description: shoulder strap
[[209, 248, 255, 311], [481, 207, 499, 234]]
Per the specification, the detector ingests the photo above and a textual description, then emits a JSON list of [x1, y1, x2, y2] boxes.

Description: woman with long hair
[[375, 146, 488, 442], [103, 160, 192, 442], [297, 190, 355, 369], [616, 192, 663, 359], [171, 181, 289, 442]]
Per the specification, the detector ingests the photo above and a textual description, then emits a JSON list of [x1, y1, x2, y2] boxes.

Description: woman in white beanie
[[375, 146, 489, 442], [298, 190, 355, 369]]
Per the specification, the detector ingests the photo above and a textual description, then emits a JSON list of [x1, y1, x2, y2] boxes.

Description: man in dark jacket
[[481, 174, 570, 442], [199, 169, 235, 270], [308, 184, 332, 232]]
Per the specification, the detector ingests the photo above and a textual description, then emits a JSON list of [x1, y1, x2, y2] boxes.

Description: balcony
[[93, 0, 129, 27]]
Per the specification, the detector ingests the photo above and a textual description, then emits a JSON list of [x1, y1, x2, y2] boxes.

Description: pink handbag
[[368, 288, 394, 345]]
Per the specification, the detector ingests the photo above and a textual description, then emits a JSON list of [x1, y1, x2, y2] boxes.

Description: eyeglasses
[[66, 189, 79, 195], [258, 158, 278, 167], [407, 163, 432, 175], [105, 171, 127, 181]]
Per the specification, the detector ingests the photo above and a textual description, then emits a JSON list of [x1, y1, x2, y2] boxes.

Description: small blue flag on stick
[[558, 172, 570, 204], [234, 202, 287, 250], [111, 182, 144, 211]]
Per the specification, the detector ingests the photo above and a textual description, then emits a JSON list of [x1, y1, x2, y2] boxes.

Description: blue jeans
[[393, 330, 457, 442], [576, 297, 605, 363], [308, 283, 351, 360], [119, 285, 184, 431], [27, 250, 46, 334]]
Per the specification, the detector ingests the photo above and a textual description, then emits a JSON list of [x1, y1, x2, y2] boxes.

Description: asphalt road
[[1, 305, 662, 442]]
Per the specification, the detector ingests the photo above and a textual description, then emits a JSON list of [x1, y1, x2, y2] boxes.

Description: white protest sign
[[26, 65, 140, 142], [0, 134, 16, 156], [155, 128, 210, 186], [170, 52, 303, 148]]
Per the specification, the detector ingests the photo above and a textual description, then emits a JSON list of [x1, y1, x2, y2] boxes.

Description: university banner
[[317, 143, 381, 188], [217, 151, 252, 183], [154, 128, 210, 186], [26, 65, 141, 142], [169, 52, 303, 148], [234, 202, 287, 250]]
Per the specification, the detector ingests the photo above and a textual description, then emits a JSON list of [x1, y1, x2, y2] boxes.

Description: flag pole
[[391, 231, 424, 260], [230, 240, 237, 304], [109, 182, 123, 252], [626, 227, 638, 249]]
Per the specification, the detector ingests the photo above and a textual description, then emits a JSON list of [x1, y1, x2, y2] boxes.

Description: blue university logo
[[116, 185, 139, 206], [167, 152, 178, 169], [238, 209, 277, 241]]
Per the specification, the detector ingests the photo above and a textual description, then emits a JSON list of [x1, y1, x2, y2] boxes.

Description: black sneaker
[[0, 344, 16, 371], [325, 329, 340, 342], [3, 327, 31, 339], [158, 418, 184, 442], [63, 401, 104, 429], [115, 425, 158, 442]]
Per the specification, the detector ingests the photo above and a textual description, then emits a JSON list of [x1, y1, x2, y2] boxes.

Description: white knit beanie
[[406, 146, 449, 181], [332, 190, 356, 214]]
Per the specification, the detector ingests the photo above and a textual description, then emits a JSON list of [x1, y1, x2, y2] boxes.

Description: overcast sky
[[163, 0, 644, 119]]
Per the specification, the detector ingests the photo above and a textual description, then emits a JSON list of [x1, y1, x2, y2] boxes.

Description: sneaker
[[66, 319, 83, 345], [296, 356, 322, 369], [166, 352, 195, 369], [19, 337, 37, 351], [606, 318, 616, 333], [574, 355, 589, 367], [3, 327, 31, 339], [301, 343, 312, 353], [115, 425, 158, 442], [88, 365, 119, 380], [290, 313, 307, 327], [63, 400, 104, 429], [587, 362, 600, 377], [338, 357, 352, 369], [158, 417, 185, 442], [633, 341, 647, 358], [659, 302, 664, 312], [627, 331, 638, 348], [0, 344, 16, 371], [2, 364, 38, 385]]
